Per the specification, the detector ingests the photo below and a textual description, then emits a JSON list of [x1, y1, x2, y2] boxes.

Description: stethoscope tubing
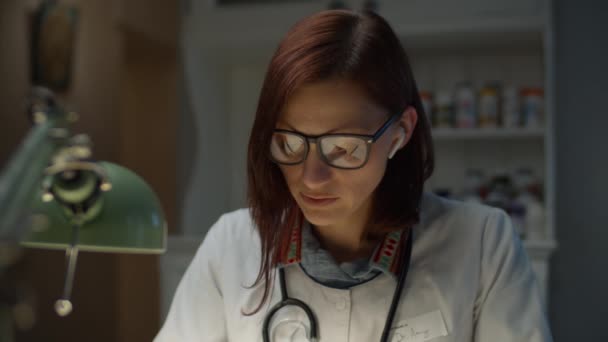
[[262, 268, 319, 342], [262, 229, 413, 342]]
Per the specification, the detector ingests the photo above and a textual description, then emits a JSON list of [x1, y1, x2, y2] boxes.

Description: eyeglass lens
[[270, 132, 368, 169]]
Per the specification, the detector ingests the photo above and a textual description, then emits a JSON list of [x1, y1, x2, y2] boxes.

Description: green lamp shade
[[22, 162, 167, 254]]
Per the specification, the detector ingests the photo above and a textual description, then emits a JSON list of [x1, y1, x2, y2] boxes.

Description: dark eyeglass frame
[[270, 113, 401, 170]]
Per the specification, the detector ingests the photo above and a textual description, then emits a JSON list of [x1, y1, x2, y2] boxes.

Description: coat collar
[[279, 220, 409, 277]]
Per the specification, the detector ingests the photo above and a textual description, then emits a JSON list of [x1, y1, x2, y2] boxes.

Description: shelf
[[431, 127, 545, 141]]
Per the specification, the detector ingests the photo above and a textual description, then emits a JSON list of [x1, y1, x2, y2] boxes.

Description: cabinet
[[166, 0, 557, 317]]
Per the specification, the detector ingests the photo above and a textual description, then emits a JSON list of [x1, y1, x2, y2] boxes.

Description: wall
[[177, 19, 232, 235], [1, 1, 123, 341], [0, 0, 177, 341], [115, 27, 177, 342], [549, 0, 608, 341], [0, 1, 32, 166]]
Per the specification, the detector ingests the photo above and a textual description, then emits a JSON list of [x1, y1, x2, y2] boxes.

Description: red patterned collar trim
[[279, 221, 408, 276]]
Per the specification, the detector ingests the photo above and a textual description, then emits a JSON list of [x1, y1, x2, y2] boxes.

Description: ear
[[388, 106, 418, 159]]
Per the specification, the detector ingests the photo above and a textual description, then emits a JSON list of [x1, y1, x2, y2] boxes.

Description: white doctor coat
[[155, 193, 553, 341]]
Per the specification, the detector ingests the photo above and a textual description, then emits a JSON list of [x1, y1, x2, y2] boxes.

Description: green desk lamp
[[0, 87, 166, 325], [24, 158, 167, 316]]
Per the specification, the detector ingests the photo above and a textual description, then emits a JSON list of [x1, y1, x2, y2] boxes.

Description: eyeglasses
[[270, 114, 400, 170]]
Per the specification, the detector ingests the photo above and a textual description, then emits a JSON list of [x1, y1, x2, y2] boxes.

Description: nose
[[301, 143, 332, 189]]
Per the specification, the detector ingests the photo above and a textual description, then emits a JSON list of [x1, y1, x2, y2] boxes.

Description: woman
[[156, 9, 552, 342]]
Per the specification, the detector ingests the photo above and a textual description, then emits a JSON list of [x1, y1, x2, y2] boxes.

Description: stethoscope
[[262, 229, 413, 342]]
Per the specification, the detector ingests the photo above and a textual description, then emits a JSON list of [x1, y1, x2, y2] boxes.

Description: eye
[[281, 141, 295, 155], [327, 145, 346, 157], [280, 135, 303, 155]]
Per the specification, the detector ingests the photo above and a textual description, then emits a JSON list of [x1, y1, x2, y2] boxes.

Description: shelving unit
[[396, 0, 556, 305], [166, 0, 557, 317], [432, 127, 545, 140]]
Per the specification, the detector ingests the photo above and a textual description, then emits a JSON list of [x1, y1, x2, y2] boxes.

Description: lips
[[300, 192, 338, 206]]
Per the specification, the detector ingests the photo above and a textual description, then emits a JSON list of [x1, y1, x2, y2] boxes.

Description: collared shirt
[[278, 219, 408, 289]]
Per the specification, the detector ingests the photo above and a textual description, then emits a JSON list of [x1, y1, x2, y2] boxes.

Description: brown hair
[[245, 9, 434, 314]]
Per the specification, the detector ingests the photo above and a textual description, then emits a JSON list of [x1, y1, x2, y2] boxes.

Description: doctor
[[155, 9, 552, 342]]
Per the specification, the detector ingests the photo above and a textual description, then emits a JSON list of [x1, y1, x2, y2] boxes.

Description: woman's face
[[276, 79, 415, 229]]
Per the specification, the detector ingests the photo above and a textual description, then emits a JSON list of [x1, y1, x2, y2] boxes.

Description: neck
[[313, 227, 378, 264], [311, 202, 381, 264]]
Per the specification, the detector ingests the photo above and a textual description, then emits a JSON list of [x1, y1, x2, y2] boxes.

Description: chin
[[299, 205, 346, 227]]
